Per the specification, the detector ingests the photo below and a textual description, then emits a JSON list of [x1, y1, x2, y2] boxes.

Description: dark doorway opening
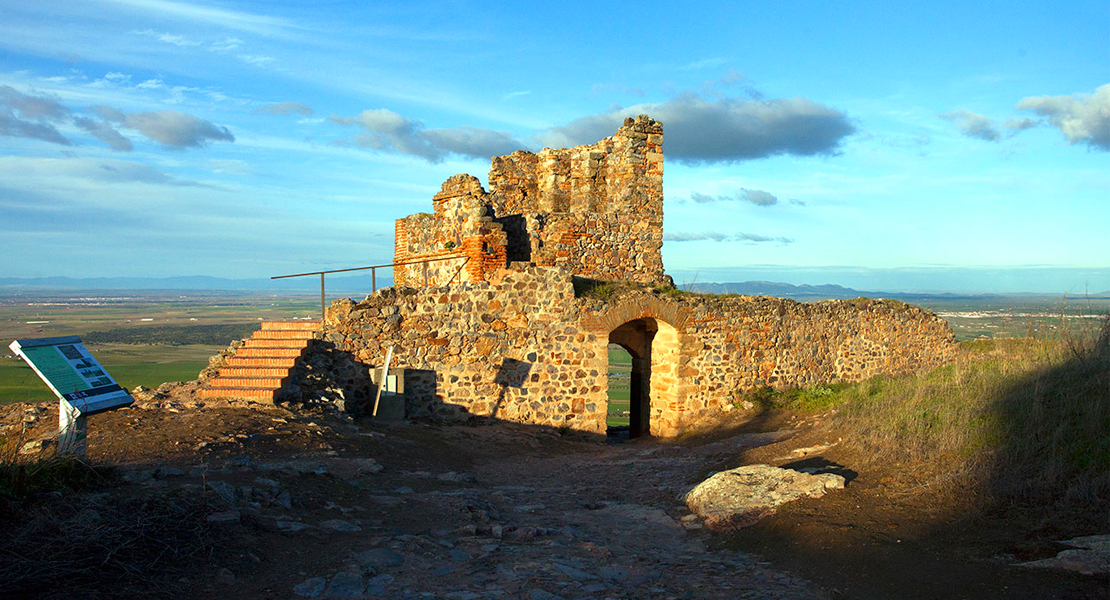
[[607, 319, 657, 440], [606, 343, 633, 438]]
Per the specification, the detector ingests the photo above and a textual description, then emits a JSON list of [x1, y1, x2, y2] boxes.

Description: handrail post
[[371, 267, 376, 293], [320, 273, 326, 321]]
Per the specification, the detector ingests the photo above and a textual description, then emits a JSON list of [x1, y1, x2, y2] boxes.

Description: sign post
[[372, 345, 394, 418], [9, 336, 134, 458]]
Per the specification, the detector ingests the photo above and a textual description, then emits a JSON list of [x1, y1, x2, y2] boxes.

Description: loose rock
[[685, 464, 845, 530]]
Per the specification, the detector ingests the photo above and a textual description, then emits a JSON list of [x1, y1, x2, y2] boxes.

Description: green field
[[916, 296, 1109, 341], [607, 345, 632, 427], [1, 343, 221, 405], [1, 290, 322, 342], [0, 290, 320, 405]]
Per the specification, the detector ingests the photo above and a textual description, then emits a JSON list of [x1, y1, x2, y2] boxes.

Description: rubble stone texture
[[393, 115, 667, 287], [324, 115, 957, 436], [684, 464, 846, 530]]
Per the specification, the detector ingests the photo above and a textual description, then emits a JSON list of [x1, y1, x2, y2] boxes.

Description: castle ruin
[[320, 115, 956, 437]]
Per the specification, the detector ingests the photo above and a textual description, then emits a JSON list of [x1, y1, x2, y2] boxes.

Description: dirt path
[[3, 397, 1103, 599], [173, 423, 825, 599]]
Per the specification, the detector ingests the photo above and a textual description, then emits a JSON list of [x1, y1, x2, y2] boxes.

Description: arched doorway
[[607, 317, 681, 438]]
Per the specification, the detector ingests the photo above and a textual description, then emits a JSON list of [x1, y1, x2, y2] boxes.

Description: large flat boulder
[[685, 464, 845, 530]]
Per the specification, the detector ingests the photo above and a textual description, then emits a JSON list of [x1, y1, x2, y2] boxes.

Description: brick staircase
[[200, 320, 320, 402]]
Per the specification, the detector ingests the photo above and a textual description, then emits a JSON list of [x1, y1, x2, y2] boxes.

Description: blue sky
[[1, 0, 1107, 293]]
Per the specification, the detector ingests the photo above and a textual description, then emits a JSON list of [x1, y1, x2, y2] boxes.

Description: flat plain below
[[0, 290, 323, 405]]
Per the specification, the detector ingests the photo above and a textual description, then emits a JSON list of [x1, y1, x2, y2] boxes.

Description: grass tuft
[[821, 317, 1109, 518], [0, 456, 113, 503], [0, 427, 115, 504]]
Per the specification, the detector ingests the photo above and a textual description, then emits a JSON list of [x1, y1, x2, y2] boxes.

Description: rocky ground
[[1, 386, 1105, 599]]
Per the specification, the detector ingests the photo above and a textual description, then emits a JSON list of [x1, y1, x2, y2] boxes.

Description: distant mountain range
[[0, 276, 1106, 299], [681, 281, 1110, 300]]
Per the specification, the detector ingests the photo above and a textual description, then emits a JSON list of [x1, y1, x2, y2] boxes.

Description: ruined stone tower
[[393, 115, 668, 287], [318, 114, 956, 438]]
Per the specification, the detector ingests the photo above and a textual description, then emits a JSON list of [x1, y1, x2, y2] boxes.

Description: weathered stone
[[1018, 534, 1110, 575], [684, 464, 845, 530], [155, 466, 185, 479], [276, 520, 313, 532], [217, 567, 236, 585], [293, 577, 327, 597], [357, 548, 405, 570], [206, 480, 237, 505], [206, 510, 241, 524], [324, 571, 365, 598], [320, 519, 362, 532]]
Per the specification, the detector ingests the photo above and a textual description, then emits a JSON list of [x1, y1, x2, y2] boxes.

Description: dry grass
[[0, 411, 219, 598], [764, 316, 1110, 524], [0, 492, 218, 598]]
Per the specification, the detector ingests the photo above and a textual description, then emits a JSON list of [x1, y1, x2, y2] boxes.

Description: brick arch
[[580, 295, 692, 334], [585, 295, 692, 438]]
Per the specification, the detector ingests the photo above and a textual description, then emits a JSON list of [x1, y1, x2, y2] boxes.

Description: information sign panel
[[9, 336, 134, 415]]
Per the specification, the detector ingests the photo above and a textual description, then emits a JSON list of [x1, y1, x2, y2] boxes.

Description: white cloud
[[537, 92, 855, 163], [0, 85, 72, 145], [132, 29, 202, 47], [94, 0, 296, 37], [73, 116, 133, 151], [689, 188, 779, 206], [1017, 84, 1110, 150], [104, 109, 235, 149], [238, 54, 276, 67], [211, 38, 244, 51], [664, 231, 794, 244], [0, 85, 68, 119], [0, 109, 72, 145], [1004, 117, 1039, 131], [939, 109, 1001, 142], [206, 159, 254, 175], [330, 108, 527, 163], [0, 156, 208, 188], [253, 102, 314, 116], [680, 57, 728, 71]]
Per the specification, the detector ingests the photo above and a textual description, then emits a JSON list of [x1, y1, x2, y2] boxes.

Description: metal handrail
[[272, 254, 469, 320]]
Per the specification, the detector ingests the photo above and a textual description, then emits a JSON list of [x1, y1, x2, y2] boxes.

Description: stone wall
[[321, 267, 956, 437], [579, 289, 957, 435], [352, 112, 957, 438], [393, 115, 667, 288], [393, 175, 507, 286], [487, 115, 666, 286], [323, 265, 609, 433]]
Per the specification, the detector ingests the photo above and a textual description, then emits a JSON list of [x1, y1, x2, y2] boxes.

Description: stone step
[[217, 366, 289, 377], [201, 319, 319, 403], [198, 387, 277, 401], [224, 356, 298, 368], [235, 347, 305, 358], [209, 376, 286, 388], [250, 329, 318, 340], [242, 337, 310, 349], [261, 320, 321, 331]]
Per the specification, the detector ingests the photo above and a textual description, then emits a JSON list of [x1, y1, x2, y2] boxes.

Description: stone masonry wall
[[579, 289, 957, 435], [393, 115, 667, 289], [323, 265, 609, 434], [487, 115, 666, 286], [394, 175, 508, 286], [322, 267, 956, 437]]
